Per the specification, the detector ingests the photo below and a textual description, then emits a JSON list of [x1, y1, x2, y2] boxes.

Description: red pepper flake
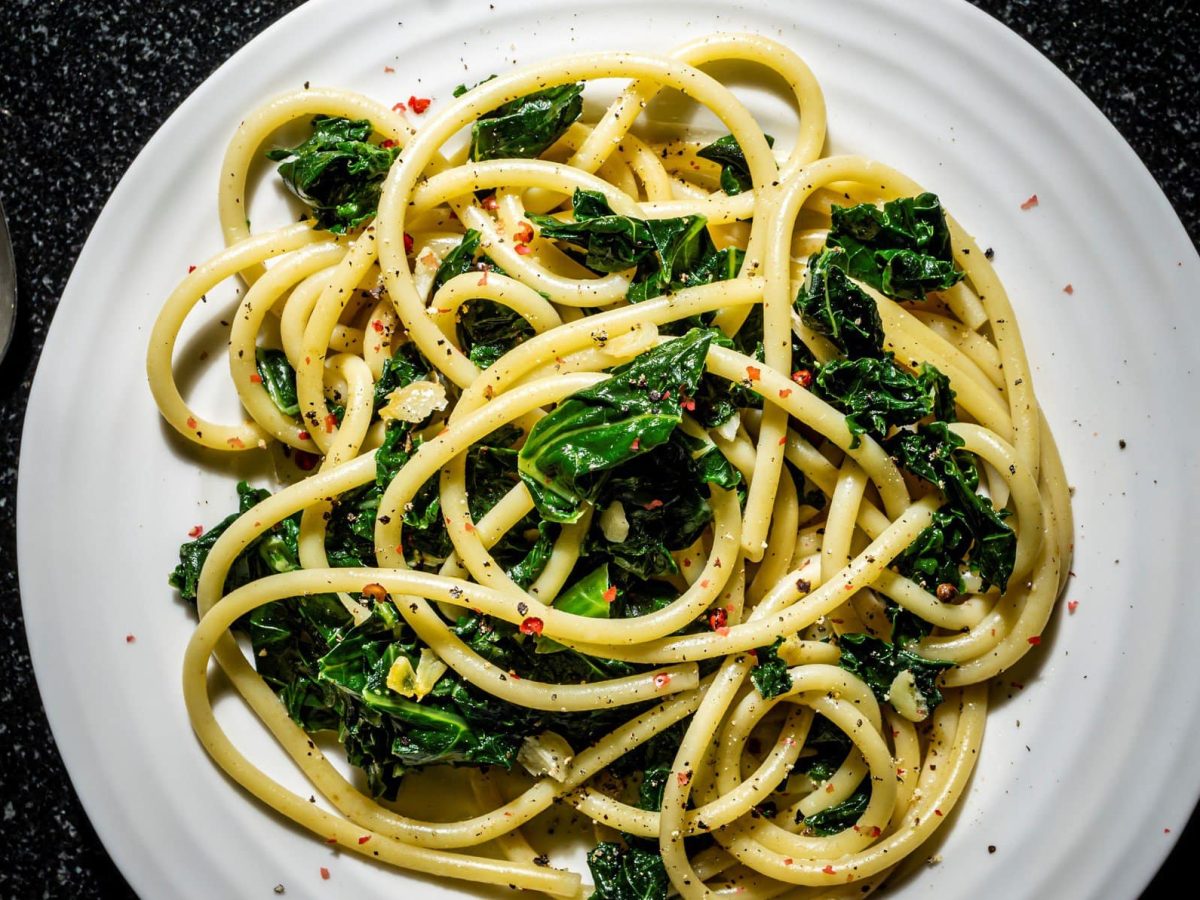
[[403, 232, 414, 254], [408, 95, 431, 114], [680, 397, 696, 411], [746, 365, 761, 381], [463, 521, 476, 533], [357, 835, 371, 845], [249, 373, 263, 384], [778, 388, 792, 398], [934, 809, 943, 817], [295, 450, 319, 471], [320, 867, 331, 880], [187, 264, 197, 273], [870, 825, 882, 837], [1063, 283, 1074, 294], [371, 319, 385, 333], [392, 101, 407, 112], [630, 438, 640, 451], [513, 222, 534, 243], [186, 416, 197, 429], [783, 858, 794, 866], [380, 138, 397, 149], [715, 626, 730, 637], [1020, 194, 1039, 210], [383, 65, 395, 73], [481, 194, 499, 211], [509, 670, 521, 680], [822, 865, 836, 875], [700, 579, 710, 589], [187, 525, 203, 538], [676, 770, 691, 786], [361, 583, 388, 603], [778, 435, 787, 445], [654, 672, 671, 689], [643, 499, 664, 510], [325, 836, 337, 844], [1068, 600, 1079, 614], [791, 369, 813, 388], [519, 617, 544, 636], [1027, 635, 1042, 646], [125, 634, 136, 644], [708, 608, 728, 631], [602, 585, 618, 604], [227, 437, 245, 449], [1165, 828, 1172, 834], [324, 413, 337, 434], [477, 268, 489, 287], [514, 244, 531, 255]]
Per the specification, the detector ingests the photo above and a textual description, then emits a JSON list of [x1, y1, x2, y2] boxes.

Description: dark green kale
[[795, 247, 886, 359], [750, 636, 792, 699], [827, 193, 963, 300], [458, 299, 535, 369], [893, 505, 974, 593], [529, 189, 741, 302], [886, 423, 1015, 591], [517, 328, 717, 523], [814, 356, 949, 448], [800, 785, 871, 835], [795, 715, 852, 783], [372, 343, 432, 412], [467, 83, 584, 161], [695, 133, 774, 195], [587, 842, 670, 900], [837, 632, 954, 716], [919, 362, 958, 423], [168, 481, 298, 603], [255, 349, 299, 416], [265, 115, 398, 233]]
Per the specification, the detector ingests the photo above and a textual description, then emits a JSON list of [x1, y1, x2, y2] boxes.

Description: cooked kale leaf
[[696, 132, 774, 196], [517, 328, 716, 523], [814, 357, 951, 448], [795, 247, 886, 359], [750, 636, 792, 699], [800, 785, 871, 835], [893, 505, 974, 593], [587, 842, 670, 900], [827, 193, 963, 301], [468, 83, 584, 161], [255, 349, 299, 416], [837, 632, 954, 716], [266, 116, 398, 233], [886, 423, 1016, 591]]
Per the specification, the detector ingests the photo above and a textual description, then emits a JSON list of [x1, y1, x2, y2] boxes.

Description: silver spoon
[[0, 198, 14, 361]]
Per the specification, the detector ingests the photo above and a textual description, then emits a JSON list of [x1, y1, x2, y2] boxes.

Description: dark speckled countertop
[[0, 1, 1196, 897]]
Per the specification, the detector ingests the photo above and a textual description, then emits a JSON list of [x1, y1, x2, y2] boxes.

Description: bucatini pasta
[[148, 32, 1071, 898]]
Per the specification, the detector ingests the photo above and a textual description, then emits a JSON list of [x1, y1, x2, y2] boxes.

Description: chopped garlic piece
[[380, 380, 448, 423], [599, 500, 629, 543], [386, 649, 448, 700], [517, 731, 575, 782], [386, 657, 417, 697]]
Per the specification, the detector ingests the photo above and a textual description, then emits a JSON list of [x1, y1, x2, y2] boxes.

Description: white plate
[[19, 0, 1200, 897]]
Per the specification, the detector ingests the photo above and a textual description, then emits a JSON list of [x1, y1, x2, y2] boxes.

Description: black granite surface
[[0, 1, 1195, 897]]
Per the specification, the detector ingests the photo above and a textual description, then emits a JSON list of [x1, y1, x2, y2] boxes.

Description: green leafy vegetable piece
[[800, 785, 871, 835], [372, 344, 431, 411], [837, 632, 954, 716], [255, 349, 299, 416], [587, 842, 670, 900], [893, 505, 973, 593], [517, 328, 716, 523], [828, 193, 963, 300], [795, 247, 886, 359], [431, 229, 485, 293], [265, 115, 398, 233], [814, 356, 941, 448], [886, 423, 1015, 591], [696, 133, 774, 195], [750, 637, 792, 699], [469, 83, 584, 161], [458, 299, 535, 369]]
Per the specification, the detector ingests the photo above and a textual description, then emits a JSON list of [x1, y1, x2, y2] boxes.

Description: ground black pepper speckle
[[0, 1, 1195, 898]]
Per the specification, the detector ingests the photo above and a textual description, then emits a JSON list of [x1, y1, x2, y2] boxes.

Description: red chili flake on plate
[[1068, 600, 1079, 614], [392, 101, 407, 112], [320, 867, 331, 880], [654, 672, 671, 689], [403, 232, 414, 253], [357, 835, 371, 845], [746, 365, 761, 381], [1020, 194, 1039, 210], [295, 450, 319, 471], [1027, 635, 1042, 645], [519, 617, 544, 636], [408, 95, 431, 114], [602, 585, 618, 604], [187, 264, 197, 273], [187, 525, 203, 538], [515, 244, 531, 255], [324, 413, 338, 434], [791, 369, 813, 388], [249, 373, 263, 384], [125, 634, 136, 644], [383, 65, 395, 73], [708, 607, 728, 631], [1063, 284, 1074, 294]]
